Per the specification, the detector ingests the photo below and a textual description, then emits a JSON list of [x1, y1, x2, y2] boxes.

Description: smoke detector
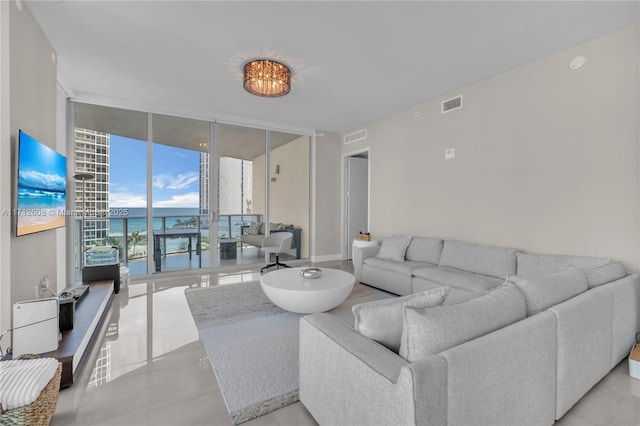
[[569, 56, 587, 71]]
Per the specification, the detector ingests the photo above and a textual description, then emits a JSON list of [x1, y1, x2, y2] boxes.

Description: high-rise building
[[199, 152, 209, 215], [200, 153, 253, 215], [214, 157, 253, 215], [200, 154, 253, 239], [74, 128, 110, 247]]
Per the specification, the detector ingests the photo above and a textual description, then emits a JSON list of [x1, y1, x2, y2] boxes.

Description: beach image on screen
[[16, 131, 67, 236]]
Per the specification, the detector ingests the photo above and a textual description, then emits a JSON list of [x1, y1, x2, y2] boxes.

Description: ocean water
[[107, 207, 204, 254], [105, 208, 258, 254], [108, 207, 201, 234], [16, 187, 66, 227]]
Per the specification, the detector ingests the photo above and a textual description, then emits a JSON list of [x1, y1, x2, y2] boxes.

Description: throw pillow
[[246, 222, 261, 235], [375, 236, 412, 262], [352, 287, 450, 352], [399, 283, 526, 362], [583, 262, 626, 288], [508, 266, 588, 316]]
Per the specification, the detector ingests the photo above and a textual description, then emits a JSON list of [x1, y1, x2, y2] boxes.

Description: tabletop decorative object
[[300, 267, 322, 279]]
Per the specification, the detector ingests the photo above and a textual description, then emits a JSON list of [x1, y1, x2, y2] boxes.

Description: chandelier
[[243, 59, 291, 97]]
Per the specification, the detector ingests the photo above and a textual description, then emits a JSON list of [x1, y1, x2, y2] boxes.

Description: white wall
[[314, 132, 342, 259], [343, 26, 640, 270], [0, 0, 59, 339], [0, 0, 12, 340]]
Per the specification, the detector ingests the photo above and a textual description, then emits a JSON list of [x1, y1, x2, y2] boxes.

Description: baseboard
[[310, 254, 343, 263]]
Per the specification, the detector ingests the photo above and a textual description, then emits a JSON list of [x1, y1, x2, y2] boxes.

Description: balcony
[[75, 213, 264, 278]]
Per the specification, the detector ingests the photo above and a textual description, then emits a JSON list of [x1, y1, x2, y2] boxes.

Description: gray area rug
[[185, 280, 390, 424]]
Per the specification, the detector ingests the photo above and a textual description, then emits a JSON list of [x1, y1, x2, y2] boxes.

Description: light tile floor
[[52, 260, 640, 426]]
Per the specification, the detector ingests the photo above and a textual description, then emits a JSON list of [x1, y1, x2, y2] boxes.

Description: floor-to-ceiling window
[[217, 124, 266, 266], [71, 102, 311, 280], [151, 114, 210, 273], [73, 103, 148, 280]]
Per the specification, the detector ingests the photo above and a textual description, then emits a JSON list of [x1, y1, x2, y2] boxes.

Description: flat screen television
[[15, 130, 67, 237]]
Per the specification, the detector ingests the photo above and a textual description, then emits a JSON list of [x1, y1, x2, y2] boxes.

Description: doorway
[[343, 149, 370, 259]]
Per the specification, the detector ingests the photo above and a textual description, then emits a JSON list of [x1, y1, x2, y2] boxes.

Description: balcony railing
[[75, 213, 262, 277]]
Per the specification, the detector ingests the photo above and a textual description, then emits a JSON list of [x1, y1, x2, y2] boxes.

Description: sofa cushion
[[411, 277, 478, 304], [439, 240, 518, 279], [399, 283, 527, 362], [584, 262, 626, 288], [353, 287, 450, 352], [362, 265, 413, 296], [516, 252, 611, 278], [413, 266, 503, 293], [509, 267, 589, 316], [375, 236, 412, 262], [364, 257, 431, 277], [405, 237, 444, 264], [442, 288, 487, 305]]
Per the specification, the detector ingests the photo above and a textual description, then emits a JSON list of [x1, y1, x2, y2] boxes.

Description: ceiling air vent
[[441, 95, 463, 114], [343, 129, 367, 144]]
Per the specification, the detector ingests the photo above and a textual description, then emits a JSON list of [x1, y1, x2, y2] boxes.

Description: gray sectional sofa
[[353, 237, 519, 300], [299, 236, 640, 425]]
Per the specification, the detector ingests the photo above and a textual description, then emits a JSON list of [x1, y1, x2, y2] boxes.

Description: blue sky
[[109, 135, 200, 208], [18, 131, 66, 191]]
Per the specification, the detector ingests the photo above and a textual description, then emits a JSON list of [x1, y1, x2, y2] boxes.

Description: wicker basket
[[0, 354, 62, 426]]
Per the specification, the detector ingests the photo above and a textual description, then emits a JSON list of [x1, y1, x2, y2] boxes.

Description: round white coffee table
[[260, 267, 355, 314]]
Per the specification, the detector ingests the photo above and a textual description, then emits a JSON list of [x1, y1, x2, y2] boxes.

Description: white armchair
[[260, 232, 293, 273]]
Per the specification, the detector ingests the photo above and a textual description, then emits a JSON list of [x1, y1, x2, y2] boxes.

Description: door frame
[[341, 147, 370, 260]]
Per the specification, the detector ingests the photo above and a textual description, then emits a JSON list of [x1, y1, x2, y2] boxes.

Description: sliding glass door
[[215, 126, 310, 268], [151, 114, 210, 273], [217, 124, 266, 267]]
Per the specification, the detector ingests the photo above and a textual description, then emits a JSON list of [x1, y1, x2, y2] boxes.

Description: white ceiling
[[27, 1, 639, 135], [75, 102, 302, 160]]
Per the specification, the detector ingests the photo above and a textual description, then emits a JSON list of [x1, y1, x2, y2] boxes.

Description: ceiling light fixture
[[243, 59, 291, 97]]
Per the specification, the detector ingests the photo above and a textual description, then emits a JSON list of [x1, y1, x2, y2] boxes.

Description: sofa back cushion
[[353, 287, 450, 352], [516, 252, 611, 278], [399, 283, 526, 362], [439, 240, 518, 278], [509, 267, 589, 316], [583, 262, 626, 288], [376, 236, 412, 262], [405, 237, 443, 264]]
